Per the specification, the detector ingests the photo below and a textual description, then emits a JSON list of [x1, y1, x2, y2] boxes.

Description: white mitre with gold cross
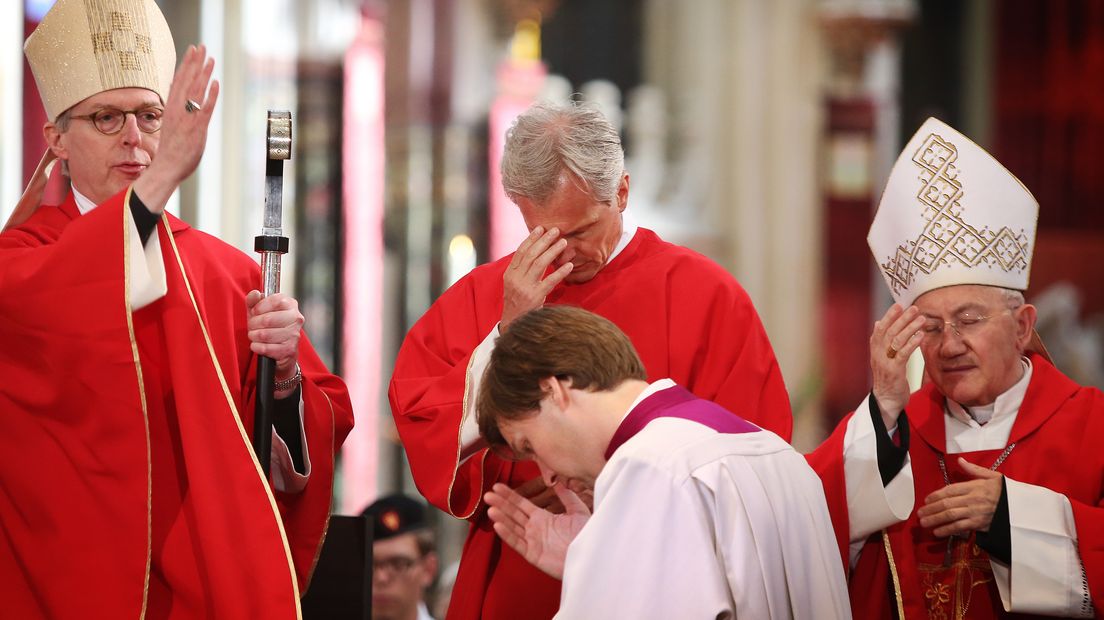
[[868, 117, 1039, 308], [24, 0, 176, 121]]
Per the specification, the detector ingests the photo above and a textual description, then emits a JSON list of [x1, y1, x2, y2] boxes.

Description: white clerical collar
[[605, 210, 639, 266], [946, 357, 1033, 426], [618, 378, 676, 425], [71, 186, 98, 216]]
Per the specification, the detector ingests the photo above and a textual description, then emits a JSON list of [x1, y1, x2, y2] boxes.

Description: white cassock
[[555, 382, 850, 619]]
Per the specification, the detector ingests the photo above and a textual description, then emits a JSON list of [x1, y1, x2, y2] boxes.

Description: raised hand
[[245, 290, 304, 397], [501, 226, 574, 330], [133, 44, 220, 213], [870, 304, 926, 428], [484, 482, 590, 579], [917, 458, 1003, 537]]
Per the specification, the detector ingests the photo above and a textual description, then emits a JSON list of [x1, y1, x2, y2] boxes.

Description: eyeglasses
[[69, 106, 164, 135], [373, 556, 419, 577], [919, 310, 1005, 341]]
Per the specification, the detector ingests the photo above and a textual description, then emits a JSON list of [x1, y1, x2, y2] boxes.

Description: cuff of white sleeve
[[993, 477, 1091, 616], [128, 214, 167, 310], [843, 394, 914, 544], [458, 324, 499, 463], [270, 396, 311, 494]]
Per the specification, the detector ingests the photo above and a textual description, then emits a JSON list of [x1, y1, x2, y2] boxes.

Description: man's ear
[[615, 172, 629, 213], [419, 551, 439, 589], [539, 376, 572, 411], [43, 123, 69, 162], [1014, 303, 1038, 351]]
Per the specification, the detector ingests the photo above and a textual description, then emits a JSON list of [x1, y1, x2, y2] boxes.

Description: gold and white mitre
[[25, 0, 176, 121], [868, 117, 1039, 307]]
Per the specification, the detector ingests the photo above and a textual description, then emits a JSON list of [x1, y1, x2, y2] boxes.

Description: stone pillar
[[642, 0, 827, 449]]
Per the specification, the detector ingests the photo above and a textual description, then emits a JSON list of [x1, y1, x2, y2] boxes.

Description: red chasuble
[[388, 227, 792, 619], [0, 190, 354, 618], [809, 352, 1104, 619]]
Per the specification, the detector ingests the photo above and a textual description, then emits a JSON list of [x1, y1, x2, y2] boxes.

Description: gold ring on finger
[[886, 344, 899, 359]]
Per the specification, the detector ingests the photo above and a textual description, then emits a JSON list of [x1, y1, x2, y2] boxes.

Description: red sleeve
[[0, 192, 153, 617], [387, 270, 502, 518], [0, 194, 125, 316], [665, 256, 794, 441], [805, 412, 855, 573]]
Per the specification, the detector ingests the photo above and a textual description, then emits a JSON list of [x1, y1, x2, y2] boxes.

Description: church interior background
[[4, 0, 1103, 590]]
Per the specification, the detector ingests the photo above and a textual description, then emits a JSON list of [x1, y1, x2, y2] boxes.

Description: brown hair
[[476, 305, 646, 452]]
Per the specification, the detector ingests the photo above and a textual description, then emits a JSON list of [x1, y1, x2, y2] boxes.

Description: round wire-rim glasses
[[69, 106, 164, 135], [919, 307, 1016, 341]]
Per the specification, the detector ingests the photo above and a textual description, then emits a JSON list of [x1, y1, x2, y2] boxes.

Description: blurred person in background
[[364, 494, 440, 620]]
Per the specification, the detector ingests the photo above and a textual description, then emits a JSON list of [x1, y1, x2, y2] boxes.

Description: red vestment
[[0, 190, 354, 618], [388, 227, 792, 619], [809, 353, 1104, 618]]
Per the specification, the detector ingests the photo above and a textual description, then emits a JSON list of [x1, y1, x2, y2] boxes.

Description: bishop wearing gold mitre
[[2, 1, 353, 617]]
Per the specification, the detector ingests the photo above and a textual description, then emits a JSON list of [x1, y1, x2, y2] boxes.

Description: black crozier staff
[[253, 110, 292, 476]]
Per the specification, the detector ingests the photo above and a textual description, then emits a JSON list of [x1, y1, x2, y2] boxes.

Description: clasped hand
[[917, 458, 1003, 537], [246, 290, 303, 395], [484, 480, 591, 580]]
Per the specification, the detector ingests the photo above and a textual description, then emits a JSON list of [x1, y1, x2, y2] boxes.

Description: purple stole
[[605, 385, 760, 459]]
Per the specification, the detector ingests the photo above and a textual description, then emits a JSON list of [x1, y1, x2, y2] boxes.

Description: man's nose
[[938, 325, 968, 356], [537, 460, 558, 487], [553, 245, 576, 267], [118, 113, 142, 146]]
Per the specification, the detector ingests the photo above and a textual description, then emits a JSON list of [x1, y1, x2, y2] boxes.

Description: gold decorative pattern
[[92, 31, 113, 51], [118, 51, 140, 70], [880, 133, 1030, 296], [110, 10, 132, 30], [85, 0, 152, 75], [918, 540, 993, 620]]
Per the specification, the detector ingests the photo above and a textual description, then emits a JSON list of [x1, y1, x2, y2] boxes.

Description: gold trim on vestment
[[882, 530, 906, 619], [304, 389, 337, 590], [447, 351, 486, 519], [122, 187, 153, 620], [161, 216, 303, 618]]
